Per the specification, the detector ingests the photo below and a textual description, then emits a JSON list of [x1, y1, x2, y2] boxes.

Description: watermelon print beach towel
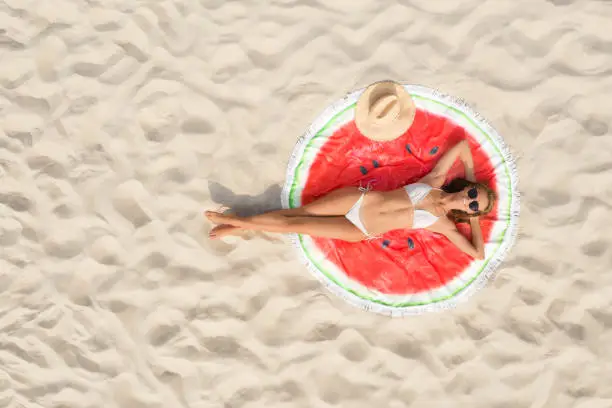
[[281, 85, 520, 316]]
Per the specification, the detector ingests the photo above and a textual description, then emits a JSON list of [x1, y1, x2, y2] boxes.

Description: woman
[[205, 139, 496, 260]]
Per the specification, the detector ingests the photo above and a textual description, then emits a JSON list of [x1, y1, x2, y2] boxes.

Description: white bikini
[[344, 182, 440, 239]]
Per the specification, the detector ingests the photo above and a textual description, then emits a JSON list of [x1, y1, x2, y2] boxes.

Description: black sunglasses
[[467, 187, 479, 212]]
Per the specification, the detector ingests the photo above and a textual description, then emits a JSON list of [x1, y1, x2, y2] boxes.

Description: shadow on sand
[[207, 181, 285, 217]]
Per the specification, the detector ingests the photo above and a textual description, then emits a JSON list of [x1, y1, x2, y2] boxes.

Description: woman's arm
[[428, 220, 485, 260], [467, 218, 485, 259], [419, 140, 476, 187]]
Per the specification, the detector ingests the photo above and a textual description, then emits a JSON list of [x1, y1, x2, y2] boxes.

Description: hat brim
[[355, 82, 416, 142]]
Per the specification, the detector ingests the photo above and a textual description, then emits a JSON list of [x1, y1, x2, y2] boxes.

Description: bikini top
[[403, 183, 440, 229]]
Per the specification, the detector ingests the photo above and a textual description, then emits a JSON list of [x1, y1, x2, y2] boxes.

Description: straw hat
[[355, 80, 416, 142]]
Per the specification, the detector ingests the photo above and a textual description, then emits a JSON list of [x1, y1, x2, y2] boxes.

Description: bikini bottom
[[344, 184, 379, 240]]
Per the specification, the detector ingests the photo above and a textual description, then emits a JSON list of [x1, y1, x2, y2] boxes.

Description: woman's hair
[[442, 178, 497, 223]]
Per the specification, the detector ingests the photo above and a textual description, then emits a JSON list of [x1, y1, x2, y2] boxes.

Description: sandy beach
[[1, 0, 612, 407]]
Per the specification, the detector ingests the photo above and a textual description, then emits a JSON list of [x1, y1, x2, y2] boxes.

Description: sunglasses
[[467, 187, 479, 212]]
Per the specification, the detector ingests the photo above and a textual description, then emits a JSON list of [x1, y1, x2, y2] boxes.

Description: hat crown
[[369, 93, 400, 126], [355, 80, 416, 141]]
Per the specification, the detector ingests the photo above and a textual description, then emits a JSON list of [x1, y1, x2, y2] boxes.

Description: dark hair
[[442, 178, 496, 223]]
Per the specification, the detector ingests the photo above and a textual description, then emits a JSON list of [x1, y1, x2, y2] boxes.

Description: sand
[[1, 0, 612, 407]]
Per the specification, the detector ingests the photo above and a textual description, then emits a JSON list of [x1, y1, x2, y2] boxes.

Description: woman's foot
[[204, 209, 235, 225], [209, 224, 242, 239]]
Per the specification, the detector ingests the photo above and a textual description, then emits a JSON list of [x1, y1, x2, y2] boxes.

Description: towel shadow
[[208, 181, 284, 217]]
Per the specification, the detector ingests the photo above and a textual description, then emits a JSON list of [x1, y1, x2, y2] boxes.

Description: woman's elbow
[[456, 139, 469, 150], [465, 246, 484, 260]]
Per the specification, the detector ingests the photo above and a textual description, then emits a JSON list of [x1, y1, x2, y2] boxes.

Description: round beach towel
[[281, 84, 520, 316]]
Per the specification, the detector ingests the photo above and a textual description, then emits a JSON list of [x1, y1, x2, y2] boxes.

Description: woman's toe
[[205, 211, 223, 222]]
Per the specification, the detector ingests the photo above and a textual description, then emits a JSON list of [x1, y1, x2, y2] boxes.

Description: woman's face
[[461, 186, 489, 214]]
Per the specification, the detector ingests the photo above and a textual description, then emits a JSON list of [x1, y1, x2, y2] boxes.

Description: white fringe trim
[[281, 84, 520, 317]]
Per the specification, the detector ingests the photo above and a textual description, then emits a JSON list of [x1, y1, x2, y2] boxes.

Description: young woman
[[205, 139, 496, 260]]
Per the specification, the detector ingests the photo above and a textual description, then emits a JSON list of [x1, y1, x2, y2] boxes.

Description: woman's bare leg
[[208, 208, 320, 238], [206, 211, 365, 242], [208, 187, 363, 238]]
